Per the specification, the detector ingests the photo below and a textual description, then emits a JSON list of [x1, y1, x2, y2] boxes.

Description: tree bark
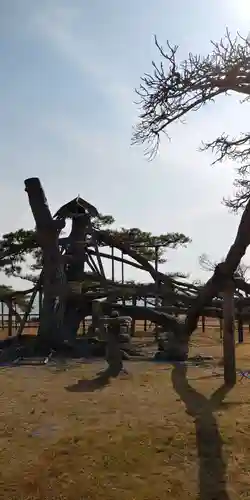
[[184, 195, 250, 341], [24, 178, 66, 347], [62, 214, 89, 342]]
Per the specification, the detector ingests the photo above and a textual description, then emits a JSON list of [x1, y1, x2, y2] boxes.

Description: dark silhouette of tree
[[132, 29, 250, 211], [0, 215, 191, 283]]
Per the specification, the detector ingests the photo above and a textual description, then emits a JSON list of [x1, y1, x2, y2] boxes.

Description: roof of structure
[[54, 196, 99, 219]]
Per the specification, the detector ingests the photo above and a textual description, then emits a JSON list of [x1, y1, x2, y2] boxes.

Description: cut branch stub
[[25, 178, 65, 248], [25, 178, 58, 230]]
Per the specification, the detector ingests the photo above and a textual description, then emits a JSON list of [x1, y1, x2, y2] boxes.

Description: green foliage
[[107, 227, 191, 263], [0, 213, 191, 283], [0, 229, 37, 278], [0, 284, 29, 311], [92, 214, 115, 229], [0, 214, 116, 280]]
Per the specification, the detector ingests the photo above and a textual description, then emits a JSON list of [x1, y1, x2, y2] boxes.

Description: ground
[[1, 325, 250, 499]]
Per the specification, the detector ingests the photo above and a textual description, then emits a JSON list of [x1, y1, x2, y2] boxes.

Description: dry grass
[[0, 328, 250, 499]]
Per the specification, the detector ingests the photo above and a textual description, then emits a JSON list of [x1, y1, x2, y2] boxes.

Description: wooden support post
[[13, 303, 17, 329], [131, 296, 136, 336], [237, 305, 244, 343], [121, 251, 125, 306], [201, 315, 205, 333], [144, 297, 147, 332], [8, 300, 12, 337], [154, 245, 160, 337], [121, 251, 124, 284], [38, 289, 43, 320], [91, 229, 106, 284], [111, 247, 115, 281], [238, 317, 244, 344], [82, 319, 85, 336], [219, 317, 223, 340], [17, 283, 40, 338], [92, 300, 100, 333], [1, 301, 3, 329], [87, 253, 100, 274], [223, 280, 236, 386]]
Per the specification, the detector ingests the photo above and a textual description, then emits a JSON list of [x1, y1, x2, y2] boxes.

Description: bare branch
[[199, 252, 250, 281], [201, 132, 250, 211], [133, 30, 250, 157], [199, 253, 217, 272]]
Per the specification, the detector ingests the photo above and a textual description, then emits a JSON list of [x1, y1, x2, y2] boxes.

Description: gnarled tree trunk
[[25, 177, 66, 348], [62, 214, 89, 342]]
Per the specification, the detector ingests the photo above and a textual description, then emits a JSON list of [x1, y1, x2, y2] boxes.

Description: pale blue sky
[[1, 0, 250, 287]]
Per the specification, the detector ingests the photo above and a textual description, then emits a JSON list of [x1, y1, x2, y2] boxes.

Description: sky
[[0, 0, 250, 288]]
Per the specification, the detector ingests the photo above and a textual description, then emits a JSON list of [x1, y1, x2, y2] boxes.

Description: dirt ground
[[1, 327, 250, 499]]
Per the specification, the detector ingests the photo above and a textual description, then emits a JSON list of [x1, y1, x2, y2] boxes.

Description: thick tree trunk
[[62, 214, 89, 342], [24, 178, 66, 348], [184, 195, 250, 341]]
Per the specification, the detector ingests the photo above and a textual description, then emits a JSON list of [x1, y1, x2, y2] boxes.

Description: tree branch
[[201, 132, 250, 211], [133, 30, 250, 158]]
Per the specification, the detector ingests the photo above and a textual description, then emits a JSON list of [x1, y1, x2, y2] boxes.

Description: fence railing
[[0, 309, 245, 340]]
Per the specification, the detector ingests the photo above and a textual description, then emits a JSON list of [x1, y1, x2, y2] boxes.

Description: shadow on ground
[[65, 369, 111, 393], [65, 366, 129, 393], [171, 363, 235, 500]]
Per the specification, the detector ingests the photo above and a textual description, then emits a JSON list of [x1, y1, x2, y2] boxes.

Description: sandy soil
[[1, 329, 250, 499]]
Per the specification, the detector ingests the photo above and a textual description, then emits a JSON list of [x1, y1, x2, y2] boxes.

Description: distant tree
[[132, 29, 250, 211], [199, 252, 250, 281], [0, 229, 37, 280]]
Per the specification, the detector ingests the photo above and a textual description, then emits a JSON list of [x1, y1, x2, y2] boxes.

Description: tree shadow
[[189, 372, 223, 381], [171, 363, 235, 500], [65, 366, 129, 393], [65, 369, 111, 393]]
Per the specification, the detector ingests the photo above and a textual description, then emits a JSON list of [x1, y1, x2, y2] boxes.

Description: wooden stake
[[8, 299, 12, 337], [237, 304, 244, 343], [16, 281, 40, 338], [201, 315, 205, 333], [154, 245, 160, 337], [223, 280, 236, 386]]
